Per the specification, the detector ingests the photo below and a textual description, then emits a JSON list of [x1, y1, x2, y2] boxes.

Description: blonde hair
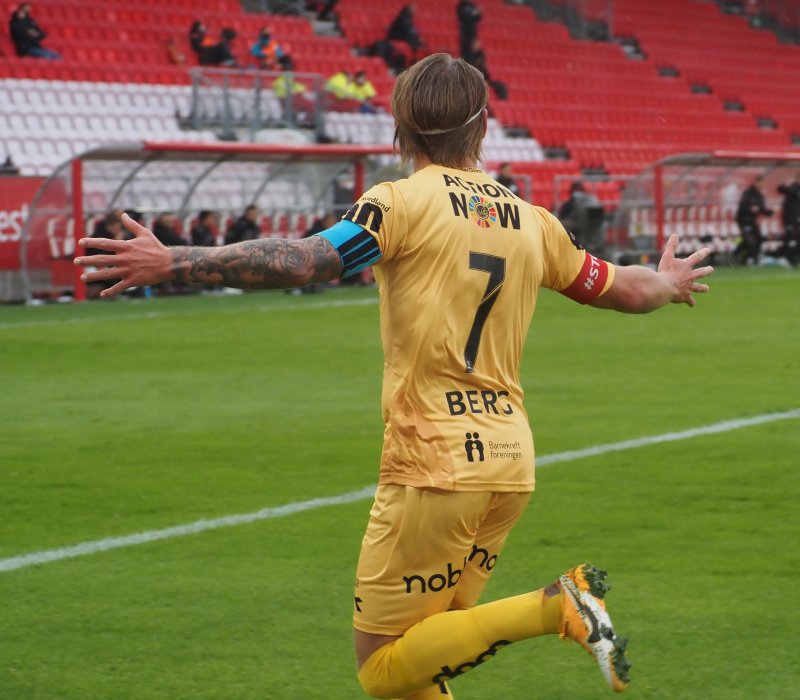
[[391, 53, 488, 168]]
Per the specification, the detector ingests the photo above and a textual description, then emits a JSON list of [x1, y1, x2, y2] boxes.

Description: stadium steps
[[606, 0, 800, 143], [334, 0, 796, 186]]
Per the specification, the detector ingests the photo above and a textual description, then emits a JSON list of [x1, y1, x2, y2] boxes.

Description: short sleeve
[[341, 182, 407, 264], [541, 212, 615, 304]]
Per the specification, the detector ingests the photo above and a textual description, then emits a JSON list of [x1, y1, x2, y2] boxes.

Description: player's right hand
[[74, 213, 174, 298]]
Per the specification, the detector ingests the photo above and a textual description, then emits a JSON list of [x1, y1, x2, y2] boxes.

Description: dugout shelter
[[18, 141, 397, 303], [614, 150, 800, 260]]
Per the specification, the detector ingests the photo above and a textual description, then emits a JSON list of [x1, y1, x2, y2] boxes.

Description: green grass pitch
[[1, 267, 798, 699]]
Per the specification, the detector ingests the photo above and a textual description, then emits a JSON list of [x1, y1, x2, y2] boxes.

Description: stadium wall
[[0, 176, 45, 300]]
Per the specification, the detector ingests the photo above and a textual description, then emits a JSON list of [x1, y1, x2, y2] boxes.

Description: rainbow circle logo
[[468, 195, 497, 228]]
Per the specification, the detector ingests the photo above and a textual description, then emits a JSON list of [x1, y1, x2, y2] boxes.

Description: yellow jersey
[[320, 164, 614, 492]]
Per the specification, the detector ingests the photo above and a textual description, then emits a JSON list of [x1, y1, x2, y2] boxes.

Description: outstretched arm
[[74, 213, 343, 298], [590, 234, 713, 313]]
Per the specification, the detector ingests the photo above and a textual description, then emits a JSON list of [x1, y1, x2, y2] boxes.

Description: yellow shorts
[[353, 485, 532, 636]]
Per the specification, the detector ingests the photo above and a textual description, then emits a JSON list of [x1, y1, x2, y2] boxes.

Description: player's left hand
[[74, 213, 174, 298], [657, 234, 714, 307]]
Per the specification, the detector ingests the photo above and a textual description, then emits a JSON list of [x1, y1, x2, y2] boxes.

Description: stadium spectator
[[9, 3, 60, 59], [190, 22, 237, 67], [558, 181, 606, 256], [367, 38, 408, 74], [272, 60, 314, 125], [78, 53, 716, 700], [331, 173, 354, 217], [366, 7, 423, 75], [495, 162, 519, 196], [386, 4, 423, 54], [85, 210, 126, 255], [190, 210, 219, 247], [165, 37, 186, 66], [350, 70, 377, 113], [324, 69, 352, 97], [0, 155, 20, 175], [462, 38, 507, 100], [152, 213, 186, 246], [777, 173, 800, 266], [733, 175, 773, 265], [214, 27, 238, 67], [225, 205, 261, 244], [189, 20, 211, 63], [324, 69, 355, 99], [126, 210, 145, 226], [189, 20, 217, 66], [250, 27, 290, 71], [272, 61, 307, 97], [456, 0, 482, 57]]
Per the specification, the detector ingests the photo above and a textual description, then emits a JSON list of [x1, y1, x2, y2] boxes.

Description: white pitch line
[[1, 408, 798, 575], [0, 296, 379, 331], [0, 487, 377, 574], [536, 408, 800, 465]]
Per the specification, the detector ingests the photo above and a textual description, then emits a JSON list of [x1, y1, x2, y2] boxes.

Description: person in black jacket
[[9, 3, 60, 59], [0, 155, 20, 175], [495, 162, 519, 196], [558, 182, 606, 256], [189, 20, 208, 62], [457, 0, 482, 57], [225, 205, 261, 244], [190, 210, 219, 247], [387, 4, 423, 52], [733, 175, 773, 265], [462, 38, 508, 100], [152, 213, 187, 247], [777, 174, 800, 266], [189, 20, 237, 67]]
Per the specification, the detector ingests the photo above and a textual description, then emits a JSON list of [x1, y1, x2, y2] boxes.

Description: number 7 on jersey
[[464, 252, 506, 373]]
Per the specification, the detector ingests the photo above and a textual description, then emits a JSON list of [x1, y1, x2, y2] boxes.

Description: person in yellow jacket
[[271, 60, 313, 125], [351, 70, 376, 102], [272, 65, 307, 98], [324, 70, 355, 99]]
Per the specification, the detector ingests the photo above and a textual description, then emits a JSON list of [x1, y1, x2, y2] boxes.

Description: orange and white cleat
[[559, 563, 631, 693]]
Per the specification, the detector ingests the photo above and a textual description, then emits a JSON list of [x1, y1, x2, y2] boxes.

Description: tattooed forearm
[[170, 237, 343, 289]]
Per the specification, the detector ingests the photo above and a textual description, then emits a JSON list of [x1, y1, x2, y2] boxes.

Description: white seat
[[27, 113, 48, 133]]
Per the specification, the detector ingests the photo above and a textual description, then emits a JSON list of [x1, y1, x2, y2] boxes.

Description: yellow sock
[[358, 587, 561, 698]]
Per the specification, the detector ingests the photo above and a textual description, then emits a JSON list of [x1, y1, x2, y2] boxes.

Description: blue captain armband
[[315, 219, 383, 277]]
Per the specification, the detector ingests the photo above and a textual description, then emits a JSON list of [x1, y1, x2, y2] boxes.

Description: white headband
[[415, 107, 485, 135]]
